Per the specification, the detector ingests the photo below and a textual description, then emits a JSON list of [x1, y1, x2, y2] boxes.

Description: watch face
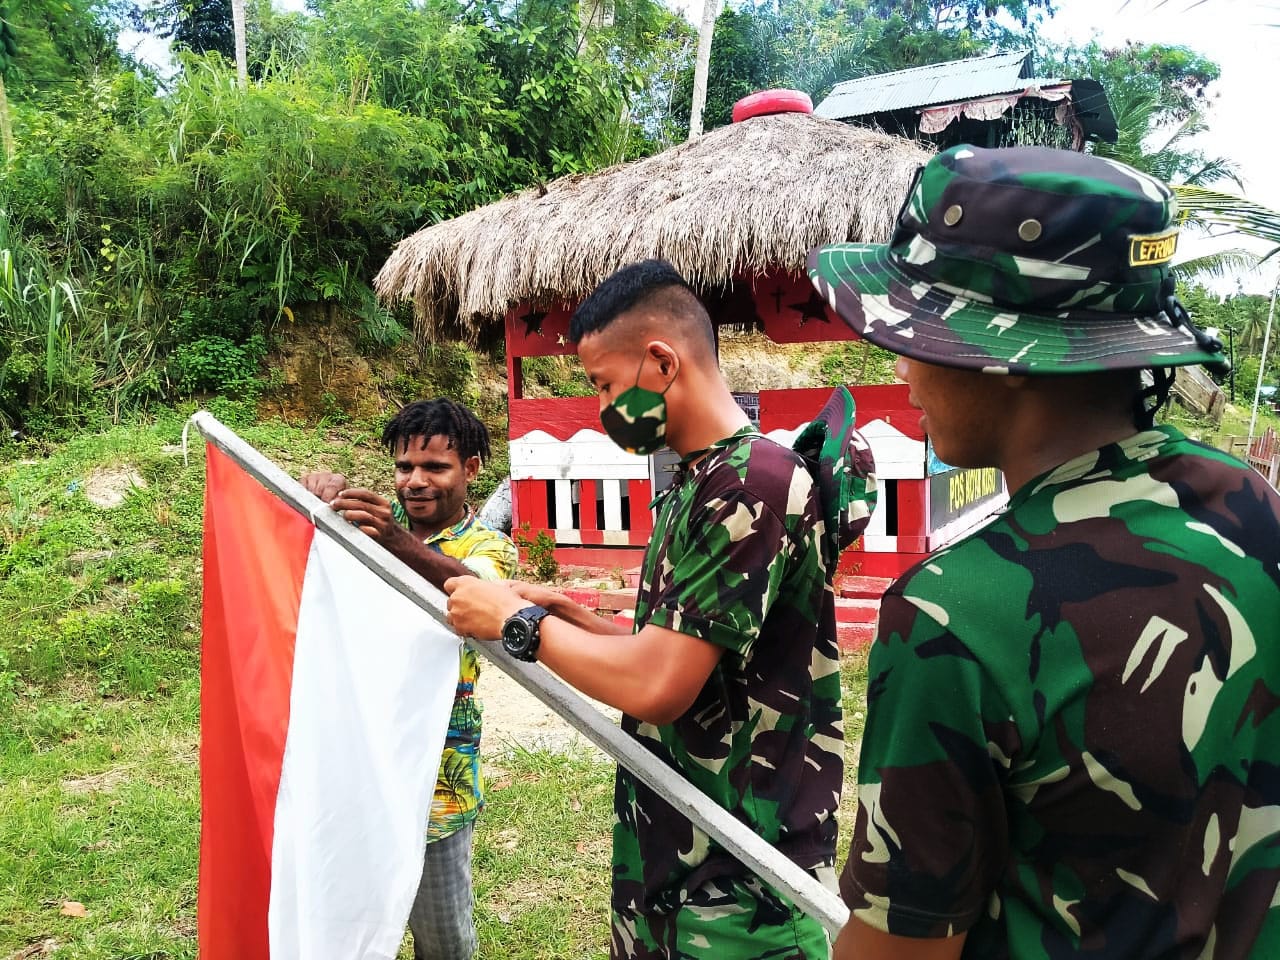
[[502, 606, 546, 661], [503, 617, 532, 649]]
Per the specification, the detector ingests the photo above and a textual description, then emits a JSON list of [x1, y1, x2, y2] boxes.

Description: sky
[[1033, 0, 1280, 294], [121, 0, 1280, 294], [676, 0, 1280, 295]]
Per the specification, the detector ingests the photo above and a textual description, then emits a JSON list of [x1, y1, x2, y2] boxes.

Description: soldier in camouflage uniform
[[446, 260, 875, 958], [805, 144, 1280, 958]]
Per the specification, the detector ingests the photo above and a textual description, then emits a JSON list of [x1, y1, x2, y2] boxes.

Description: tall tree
[[688, 0, 720, 137], [231, 0, 247, 86], [0, 0, 127, 98], [671, 0, 1055, 135], [1046, 40, 1279, 276], [139, 0, 236, 60], [1037, 40, 1219, 125], [0, 3, 15, 162]]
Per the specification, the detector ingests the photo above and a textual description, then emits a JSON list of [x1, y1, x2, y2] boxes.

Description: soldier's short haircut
[[569, 259, 715, 354], [382, 398, 490, 464]]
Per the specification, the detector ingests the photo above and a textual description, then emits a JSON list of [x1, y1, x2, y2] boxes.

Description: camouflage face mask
[[600, 354, 674, 456]]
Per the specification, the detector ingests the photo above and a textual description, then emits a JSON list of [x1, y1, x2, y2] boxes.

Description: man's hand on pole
[[444, 577, 527, 639]]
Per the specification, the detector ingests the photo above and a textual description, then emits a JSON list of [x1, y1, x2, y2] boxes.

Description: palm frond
[[1180, 156, 1243, 189], [1173, 247, 1261, 283], [1154, 111, 1206, 155], [1174, 185, 1280, 249]]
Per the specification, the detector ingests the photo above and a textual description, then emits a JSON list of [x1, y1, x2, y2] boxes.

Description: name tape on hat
[[1129, 230, 1179, 267]]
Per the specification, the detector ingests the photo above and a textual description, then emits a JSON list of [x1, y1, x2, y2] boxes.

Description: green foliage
[[1000, 101, 1074, 150], [169, 333, 267, 394], [1038, 40, 1219, 126], [522, 355, 595, 398], [0, 209, 158, 432], [1173, 284, 1280, 403], [1171, 185, 1280, 267], [818, 341, 899, 386], [672, 6, 786, 133], [1, 57, 461, 426], [673, 0, 1053, 133], [1, 0, 674, 434], [0, 0, 129, 101], [140, 0, 236, 59], [1088, 85, 1238, 188], [0, 6, 17, 77], [514, 523, 559, 582], [388, 342, 481, 411]]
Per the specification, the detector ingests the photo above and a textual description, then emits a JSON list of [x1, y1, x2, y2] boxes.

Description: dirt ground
[[477, 659, 620, 756]]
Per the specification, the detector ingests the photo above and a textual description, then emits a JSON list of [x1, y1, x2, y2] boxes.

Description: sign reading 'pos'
[[929, 465, 1004, 532]]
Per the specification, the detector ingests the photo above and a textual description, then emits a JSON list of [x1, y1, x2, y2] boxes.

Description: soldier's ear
[[646, 340, 678, 382]]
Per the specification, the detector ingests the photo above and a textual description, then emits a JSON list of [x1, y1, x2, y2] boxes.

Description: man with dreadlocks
[[803, 145, 1280, 958], [301, 397, 516, 960]]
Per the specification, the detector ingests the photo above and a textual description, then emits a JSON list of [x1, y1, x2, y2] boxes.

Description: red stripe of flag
[[199, 444, 314, 960]]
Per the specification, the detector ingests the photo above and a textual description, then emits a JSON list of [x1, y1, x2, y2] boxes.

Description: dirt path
[[478, 661, 620, 756]]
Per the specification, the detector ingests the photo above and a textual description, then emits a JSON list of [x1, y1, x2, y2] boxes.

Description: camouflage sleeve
[[643, 484, 796, 660], [842, 590, 1019, 936], [455, 531, 518, 582]]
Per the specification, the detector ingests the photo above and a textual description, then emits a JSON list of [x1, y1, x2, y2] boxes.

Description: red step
[[584, 590, 882, 617], [612, 604, 876, 651], [836, 597, 879, 624], [837, 622, 876, 652], [583, 588, 882, 652], [557, 588, 601, 610], [597, 588, 638, 612], [838, 575, 893, 600]]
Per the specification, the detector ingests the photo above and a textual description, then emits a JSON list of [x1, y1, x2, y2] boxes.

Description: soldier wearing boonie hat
[[810, 145, 1280, 960]]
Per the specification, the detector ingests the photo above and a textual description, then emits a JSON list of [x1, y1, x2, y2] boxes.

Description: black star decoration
[[521, 309, 548, 337], [788, 290, 831, 326]]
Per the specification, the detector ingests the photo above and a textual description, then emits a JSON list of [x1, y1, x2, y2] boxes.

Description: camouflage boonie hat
[[807, 145, 1228, 375]]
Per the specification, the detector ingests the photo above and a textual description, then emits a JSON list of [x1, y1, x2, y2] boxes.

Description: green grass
[[470, 748, 615, 959], [0, 408, 873, 958], [1165, 394, 1280, 451]]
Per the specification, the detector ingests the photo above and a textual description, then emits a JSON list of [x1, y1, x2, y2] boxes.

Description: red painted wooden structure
[[503, 268, 1007, 578], [1247, 427, 1280, 488]]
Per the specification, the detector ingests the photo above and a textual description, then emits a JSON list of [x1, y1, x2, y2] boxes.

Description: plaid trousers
[[408, 821, 477, 960]]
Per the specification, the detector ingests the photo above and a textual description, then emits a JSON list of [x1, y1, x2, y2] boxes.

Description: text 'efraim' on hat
[[806, 145, 1228, 375]]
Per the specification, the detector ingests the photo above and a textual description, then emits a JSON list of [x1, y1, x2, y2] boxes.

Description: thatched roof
[[374, 111, 932, 338]]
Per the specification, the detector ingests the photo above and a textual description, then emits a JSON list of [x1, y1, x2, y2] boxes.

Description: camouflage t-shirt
[[844, 427, 1280, 957], [612, 428, 844, 919]]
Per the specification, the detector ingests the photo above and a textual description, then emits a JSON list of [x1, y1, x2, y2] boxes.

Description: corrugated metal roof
[[815, 50, 1041, 120]]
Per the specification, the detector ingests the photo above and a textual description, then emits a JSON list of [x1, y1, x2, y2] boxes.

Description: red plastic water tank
[[731, 89, 814, 123]]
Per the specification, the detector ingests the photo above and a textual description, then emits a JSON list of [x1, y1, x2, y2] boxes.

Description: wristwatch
[[501, 605, 550, 662]]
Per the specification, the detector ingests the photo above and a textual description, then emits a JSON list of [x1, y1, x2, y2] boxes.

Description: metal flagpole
[[1247, 276, 1280, 448], [189, 411, 851, 938]]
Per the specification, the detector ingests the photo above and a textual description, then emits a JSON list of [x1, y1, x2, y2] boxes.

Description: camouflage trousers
[[610, 868, 834, 960]]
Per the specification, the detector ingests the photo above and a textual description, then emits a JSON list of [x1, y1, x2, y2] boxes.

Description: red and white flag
[[199, 442, 459, 959]]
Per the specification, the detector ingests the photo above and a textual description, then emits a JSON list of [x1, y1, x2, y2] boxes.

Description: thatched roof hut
[[375, 111, 932, 338]]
